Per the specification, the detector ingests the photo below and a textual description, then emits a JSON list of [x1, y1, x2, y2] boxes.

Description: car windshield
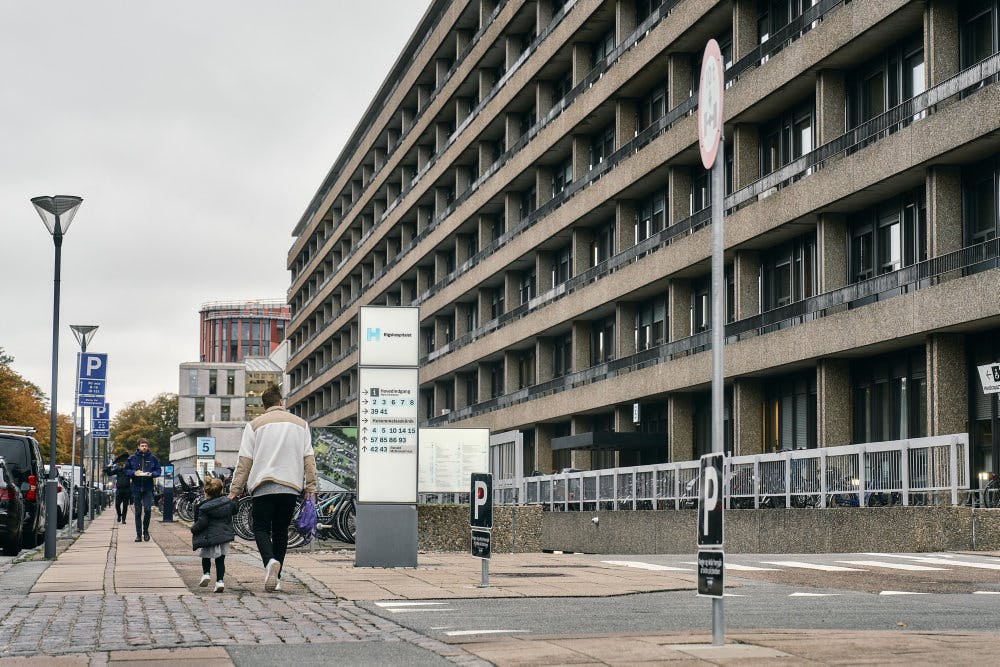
[[0, 437, 30, 474]]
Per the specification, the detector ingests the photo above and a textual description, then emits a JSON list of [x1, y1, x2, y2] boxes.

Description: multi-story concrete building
[[199, 299, 290, 363], [285, 0, 1000, 486]]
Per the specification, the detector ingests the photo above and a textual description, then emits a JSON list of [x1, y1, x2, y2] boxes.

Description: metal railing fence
[[497, 434, 969, 511]]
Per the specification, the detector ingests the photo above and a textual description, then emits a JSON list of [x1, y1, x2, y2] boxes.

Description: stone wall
[[417, 505, 542, 552], [541, 507, 1000, 554]]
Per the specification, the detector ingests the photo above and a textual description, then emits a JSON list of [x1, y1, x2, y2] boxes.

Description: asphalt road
[[358, 552, 1000, 640]]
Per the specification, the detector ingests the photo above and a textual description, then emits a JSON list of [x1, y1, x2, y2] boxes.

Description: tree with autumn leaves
[[0, 347, 75, 463], [108, 394, 177, 461]]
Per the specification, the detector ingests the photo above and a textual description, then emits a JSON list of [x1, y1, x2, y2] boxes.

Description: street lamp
[[32, 195, 83, 559], [70, 324, 98, 532]]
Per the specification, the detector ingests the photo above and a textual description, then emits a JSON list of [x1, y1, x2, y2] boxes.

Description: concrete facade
[[286, 0, 1000, 485]]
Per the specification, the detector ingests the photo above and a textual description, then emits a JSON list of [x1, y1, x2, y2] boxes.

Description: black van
[[0, 428, 48, 548]]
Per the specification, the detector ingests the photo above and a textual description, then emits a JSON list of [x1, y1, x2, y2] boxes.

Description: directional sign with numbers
[[196, 437, 216, 457], [357, 366, 419, 503]]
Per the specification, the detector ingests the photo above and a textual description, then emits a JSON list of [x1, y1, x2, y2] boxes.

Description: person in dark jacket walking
[[105, 455, 132, 524], [191, 478, 235, 593], [125, 439, 161, 542]]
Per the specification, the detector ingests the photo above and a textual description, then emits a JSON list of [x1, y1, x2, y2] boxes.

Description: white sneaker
[[264, 559, 280, 591], [199, 574, 211, 587], [274, 578, 282, 592], [214, 580, 225, 593]]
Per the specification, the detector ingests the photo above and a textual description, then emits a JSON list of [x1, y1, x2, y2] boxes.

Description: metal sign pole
[[67, 352, 80, 536]]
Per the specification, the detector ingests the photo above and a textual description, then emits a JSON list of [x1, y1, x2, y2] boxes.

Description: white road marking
[[375, 601, 449, 608], [835, 560, 948, 571], [388, 608, 457, 613], [761, 561, 865, 572], [601, 560, 691, 572], [444, 630, 529, 637], [430, 626, 452, 630], [879, 591, 928, 596], [683, 561, 781, 571], [973, 591, 1000, 595], [722, 593, 745, 597], [896, 557, 1000, 571], [789, 592, 843, 597]]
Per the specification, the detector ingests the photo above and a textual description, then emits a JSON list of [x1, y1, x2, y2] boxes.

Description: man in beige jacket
[[229, 384, 317, 592]]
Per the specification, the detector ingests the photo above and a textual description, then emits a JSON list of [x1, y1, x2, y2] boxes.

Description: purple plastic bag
[[295, 496, 318, 544]]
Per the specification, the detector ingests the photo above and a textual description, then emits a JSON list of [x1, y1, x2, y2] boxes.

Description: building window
[[490, 363, 504, 398], [638, 83, 667, 131], [464, 372, 478, 407], [763, 373, 817, 452], [691, 279, 711, 334], [519, 269, 536, 304], [852, 348, 926, 444], [636, 190, 666, 242], [849, 188, 926, 283], [490, 285, 505, 319], [194, 398, 205, 422], [553, 245, 572, 285], [226, 372, 235, 396], [220, 398, 231, 422], [592, 28, 615, 65], [441, 382, 454, 413], [691, 171, 709, 215], [590, 316, 615, 365], [591, 221, 615, 266], [554, 69, 573, 102], [760, 100, 814, 177], [635, 296, 666, 351], [590, 125, 614, 168], [693, 389, 733, 458], [964, 157, 999, 245], [517, 350, 536, 389], [848, 34, 924, 135], [188, 369, 199, 395], [421, 388, 434, 421], [208, 369, 217, 395], [552, 157, 573, 195], [519, 186, 536, 220], [552, 333, 572, 377], [636, 0, 664, 24], [961, 0, 999, 70], [761, 232, 817, 311], [465, 302, 479, 332]]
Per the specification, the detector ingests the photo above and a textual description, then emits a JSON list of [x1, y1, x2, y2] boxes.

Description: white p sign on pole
[[697, 453, 724, 548]]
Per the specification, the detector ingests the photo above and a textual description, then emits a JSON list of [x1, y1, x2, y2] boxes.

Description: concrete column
[[504, 350, 518, 394], [733, 378, 764, 456], [361, 165, 372, 187], [817, 359, 851, 448], [615, 0, 636, 43], [417, 205, 432, 234], [816, 70, 846, 145], [572, 227, 592, 274], [732, 124, 759, 190], [536, 81, 554, 119], [401, 108, 415, 134], [536, 338, 554, 382], [417, 145, 432, 171], [668, 394, 693, 462], [478, 68, 496, 102], [415, 266, 431, 296], [571, 321, 590, 372], [478, 214, 499, 248], [456, 234, 471, 266], [570, 415, 592, 471], [926, 166, 962, 259], [927, 334, 967, 436], [435, 123, 451, 152], [455, 98, 471, 129], [454, 302, 470, 338], [668, 279, 691, 341], [504, 113, 519, 150], [416, 84, 431, 111], [732, 0, 758, 62], [435, 58, 449, 88], [478, 141, 494, 175], [536, 251, 554, 292], [571, 43, 590, 86], [536, 166, 553, 207], [400, 220, 414, 249], [387, 128, 399, 152], [504, 191, 520, 230], [455, 30, 471, 60], [615, 200, 636, 253], [505, 35, 521, 71], [504, 271, 519, 311], [480, 0, 497, 28], [615, 302, 637, 359], [433, 381, 450, 415], [477, 287, 491, 326], [536, 0, 554, 33], [456, 165, 472, 195], [571, 135, 589, 180], [667, 54, 692, 109], [534, 424, 555, 474], [817, 214, 847, 293], [614, 405, 637, 433], [477, 363, 492, 402], [733, 251, 760, 320], [615, 99, 637, 146], [455, 374, 470, 410], [925, 0, 960, 87], [668, 167, 691, 223]]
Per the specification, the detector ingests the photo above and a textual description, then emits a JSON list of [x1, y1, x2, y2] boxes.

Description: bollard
[[76, 485, 85, 531], [162, 487, 174, 522]]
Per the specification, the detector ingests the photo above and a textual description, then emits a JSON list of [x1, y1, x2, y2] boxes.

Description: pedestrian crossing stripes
[[761, 561, 865, 572], [835, 560, 948, 571], [601, 560, 690, 572]]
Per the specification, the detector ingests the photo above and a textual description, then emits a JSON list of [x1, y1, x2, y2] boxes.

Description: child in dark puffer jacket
[[191, 478, 236, 593]]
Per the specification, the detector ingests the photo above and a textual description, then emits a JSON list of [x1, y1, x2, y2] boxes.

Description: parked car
[[44, 467, 70, 529], [0, 457, 26, 556], [0, 427, 48, 548]]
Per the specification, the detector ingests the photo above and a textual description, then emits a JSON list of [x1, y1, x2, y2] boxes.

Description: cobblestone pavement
[[0, 514, 486, 665]]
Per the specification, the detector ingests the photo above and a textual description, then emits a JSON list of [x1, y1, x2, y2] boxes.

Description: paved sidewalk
[[31, 511, 187, 595]]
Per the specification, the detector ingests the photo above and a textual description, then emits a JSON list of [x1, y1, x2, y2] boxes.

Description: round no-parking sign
[[698, 39, 724, 170]]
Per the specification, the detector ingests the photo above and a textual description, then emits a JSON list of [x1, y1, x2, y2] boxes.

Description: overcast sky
[[0, 1, 430, 421]]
